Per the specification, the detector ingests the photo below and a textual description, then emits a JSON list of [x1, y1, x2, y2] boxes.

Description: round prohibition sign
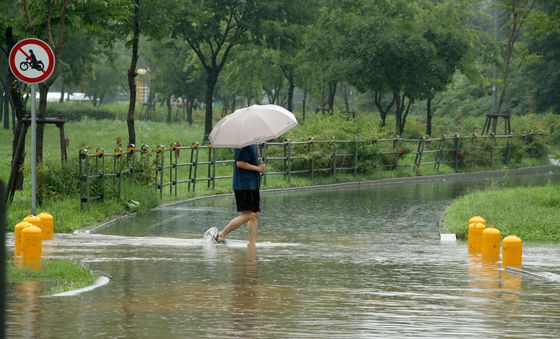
[[9, 38, 55, 84]]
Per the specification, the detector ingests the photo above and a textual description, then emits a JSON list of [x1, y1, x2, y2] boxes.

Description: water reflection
[[5, 168, 560, 338], [231, 244, 259, 337]]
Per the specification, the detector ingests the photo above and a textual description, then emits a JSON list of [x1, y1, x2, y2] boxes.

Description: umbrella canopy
[[209, 104, 298, 148]]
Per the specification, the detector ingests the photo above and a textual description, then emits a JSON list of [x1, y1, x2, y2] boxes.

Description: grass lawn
[[442, 184, 560, 241], [7, 258, 96, 296]]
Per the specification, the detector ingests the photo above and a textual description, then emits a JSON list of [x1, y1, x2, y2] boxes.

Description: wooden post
[[55, 116, 67, 164], [308, 138, 314, 179], [6, 120, 29, 203]]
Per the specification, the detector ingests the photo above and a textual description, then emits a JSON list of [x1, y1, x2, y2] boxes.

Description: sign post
[[9, 38, 55, 215]]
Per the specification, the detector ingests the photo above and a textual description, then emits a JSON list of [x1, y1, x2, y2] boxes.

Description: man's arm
[[236, 161, 265, 173]]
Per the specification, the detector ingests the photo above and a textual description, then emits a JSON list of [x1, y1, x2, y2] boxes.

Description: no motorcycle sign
[[9, 38, 55, 84], [8, 37, 56, 215]]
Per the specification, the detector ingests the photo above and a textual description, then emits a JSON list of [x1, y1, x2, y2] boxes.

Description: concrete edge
[[165, 164, 559, 204], [43, 276, 110, 298]]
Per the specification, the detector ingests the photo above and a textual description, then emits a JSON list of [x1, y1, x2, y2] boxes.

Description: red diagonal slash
[[18, 47, 47, 74]]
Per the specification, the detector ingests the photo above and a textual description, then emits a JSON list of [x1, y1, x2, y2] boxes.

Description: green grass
[[7, 258, 96, 295], [441, 184, 560, 242]]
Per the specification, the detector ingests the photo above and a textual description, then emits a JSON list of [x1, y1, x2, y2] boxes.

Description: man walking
[[215, 144, 264, 244]]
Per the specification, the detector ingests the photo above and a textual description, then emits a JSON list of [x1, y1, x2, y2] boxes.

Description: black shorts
[[234, 190, 260, 212]]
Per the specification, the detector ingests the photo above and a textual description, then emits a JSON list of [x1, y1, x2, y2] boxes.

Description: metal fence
[[78, 132, 545, 208]]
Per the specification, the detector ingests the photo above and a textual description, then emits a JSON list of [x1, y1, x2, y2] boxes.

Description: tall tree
[[495, 0, 537, 119], [301, 5, 358, 113], [126, 0, 140, 145], [524, 2, 560, 113], [111, 0, 178, 145], [174, 0, 263, 141], [416, 1, 471, 135], [144, 39, 205, 124], [260, 0, 320, 112]]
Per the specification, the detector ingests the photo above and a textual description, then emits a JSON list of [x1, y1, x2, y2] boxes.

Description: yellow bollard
[[469, 216, 486, 226], [502, 235, 522, 268], [481, 225, 501, 263], [472, 222, 486, 254], [23, 214, 42, 228], [37, 212, 54, 240], [22, 225, 43, 270], [467, 222, 476, 253], [14, 221, 33, 257]]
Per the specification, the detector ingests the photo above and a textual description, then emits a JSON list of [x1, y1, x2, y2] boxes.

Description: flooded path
[[6, 168, 560, 338]]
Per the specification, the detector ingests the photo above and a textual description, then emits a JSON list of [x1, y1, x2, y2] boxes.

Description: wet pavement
[[5, 167, 560, 338]]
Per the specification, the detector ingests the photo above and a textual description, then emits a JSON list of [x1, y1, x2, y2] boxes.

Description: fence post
[[287, 139, 292, 184], [169, 143, 176, 195], [503, 133, 512, 164], [79, 149, 89, 210], [453, 134, 460, 170], [435, 135, 445, 170], [353, 139, 358, 176], [156, 144, 164, 198], [208, 145, 215, 189], [127, 143, 136, 180], [393, 136, 401, 170], [331, 137, 337, 175], [187, 143, 195, 192], [471, 132, 477, 168], [191, 142, 200, 192], [96, 147, 106, 201], [140, 144, 149, 175], [283, 140, 289, 181], [173, 143, 179, 196], [308, 138, 314, 179], [262, 142, 268, 187], [414, 137, 425, 169], [115, 147, 124, 199]]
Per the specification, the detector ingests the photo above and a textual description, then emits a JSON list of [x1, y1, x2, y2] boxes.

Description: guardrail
[[77, 132, 545, 209]]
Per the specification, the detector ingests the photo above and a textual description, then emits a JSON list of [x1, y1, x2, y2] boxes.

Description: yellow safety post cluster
[[466, 215, 522, 268], [13, 212, 55, 269]]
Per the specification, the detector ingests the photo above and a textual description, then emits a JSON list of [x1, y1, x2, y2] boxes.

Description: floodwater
[[6, 167, 560, 338]]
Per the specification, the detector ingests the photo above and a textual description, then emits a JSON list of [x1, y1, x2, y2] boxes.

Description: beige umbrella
[[209, 104, 298, 148]]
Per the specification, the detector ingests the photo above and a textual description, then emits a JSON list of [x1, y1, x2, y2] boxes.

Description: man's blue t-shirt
[[233, 144, 261, 190]]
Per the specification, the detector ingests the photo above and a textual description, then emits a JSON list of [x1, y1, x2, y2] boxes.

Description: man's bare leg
[[219, 211, 252, 240], [247, 212, 259, 244]]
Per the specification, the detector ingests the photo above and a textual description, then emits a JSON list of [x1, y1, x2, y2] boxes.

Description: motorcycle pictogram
[[19, 49, 44, 71]]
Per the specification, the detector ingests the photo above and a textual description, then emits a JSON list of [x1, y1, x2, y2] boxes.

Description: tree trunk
[[186, 97, 193, 125], [10, 96, 16, 133], [302, 91, 307, 122], [127, 0, 140, 146], [59, 76, 65, 103], [204, 70, 218, 142], [342, 83, 350, 115], [327, 82, 337, 113], [401, 96, 412, 135], [394, 91, 402, 136], [374, 91, 395, 128], [0, 92, 5, 130], [166, 96, 172, 123], [426, 97, 433, 136]]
